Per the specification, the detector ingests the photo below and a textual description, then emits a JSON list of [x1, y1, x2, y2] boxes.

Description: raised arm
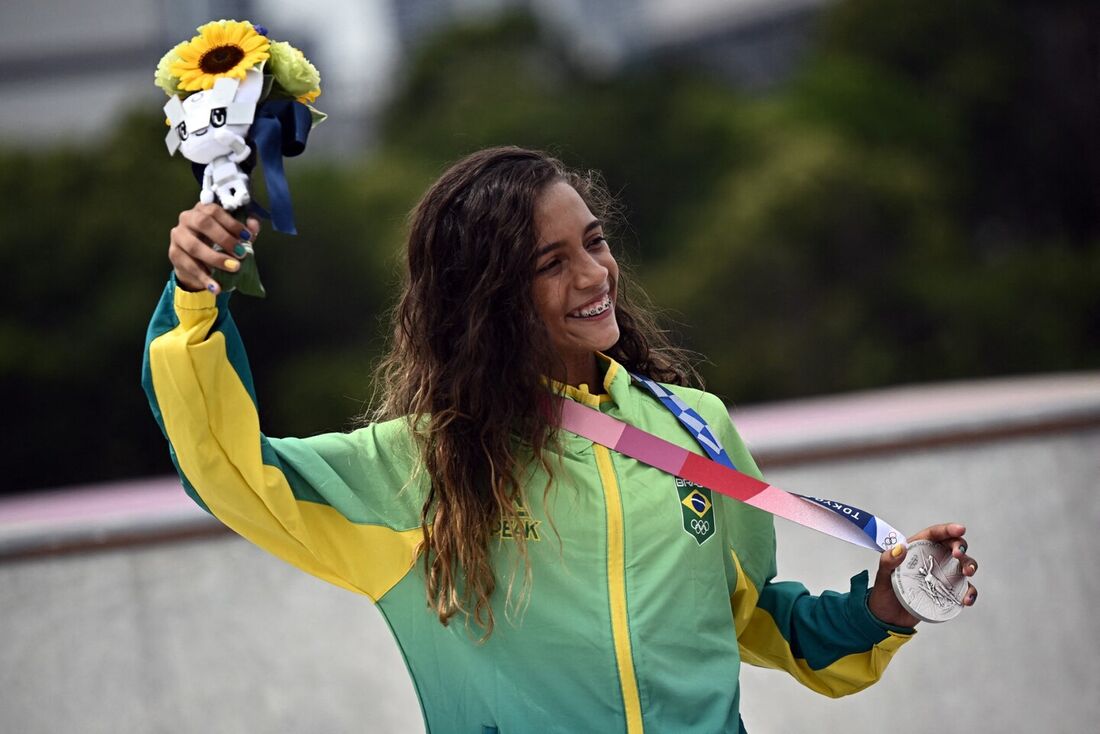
[[141, 204, 424, 602]]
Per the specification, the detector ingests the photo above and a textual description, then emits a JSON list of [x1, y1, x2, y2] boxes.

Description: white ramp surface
[[2, 373, 1098, 733]]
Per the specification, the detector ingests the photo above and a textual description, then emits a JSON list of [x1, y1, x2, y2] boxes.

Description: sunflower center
[[199, 45, 246, 74]]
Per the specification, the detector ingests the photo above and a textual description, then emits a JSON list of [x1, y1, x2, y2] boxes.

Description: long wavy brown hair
[[371, 146, 697, 634]]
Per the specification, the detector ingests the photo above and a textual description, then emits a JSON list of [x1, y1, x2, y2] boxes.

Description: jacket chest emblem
[[674, 477, 715, 545]]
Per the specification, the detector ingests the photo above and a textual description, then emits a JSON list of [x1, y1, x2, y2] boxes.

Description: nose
[[573, 250, 608, 290]]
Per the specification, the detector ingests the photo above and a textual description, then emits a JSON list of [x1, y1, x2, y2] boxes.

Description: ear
[[224, 65, 264, 126], [163, 96, 185, 155], [234, 64, 265, 106], [165, 127, 181, 155], [211, 77, 240, 105], [226, 97, 256, 126], [164, 95, 185, 126]]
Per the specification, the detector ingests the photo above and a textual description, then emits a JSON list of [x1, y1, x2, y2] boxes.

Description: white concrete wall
[[1, 537, 422, 733], [739, 426, 1100, 733], [3, 425, 1097, 732]]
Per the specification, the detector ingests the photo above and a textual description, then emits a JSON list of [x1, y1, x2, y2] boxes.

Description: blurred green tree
[[654, 0, 1100, 400], [380, 12, 751, 260], [0, 116, 430, 491], [0, 115, 196, 491], [1, 1, 1097, 492]]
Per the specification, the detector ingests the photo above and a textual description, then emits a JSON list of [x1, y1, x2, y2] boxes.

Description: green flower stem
[[211, 207, 266, 298]]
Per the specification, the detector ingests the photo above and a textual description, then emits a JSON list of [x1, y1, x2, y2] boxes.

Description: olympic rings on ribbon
[[690, 519, 710, 534]]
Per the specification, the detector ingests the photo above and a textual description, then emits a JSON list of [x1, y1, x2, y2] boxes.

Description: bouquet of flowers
[[155, 20, 325, 297]]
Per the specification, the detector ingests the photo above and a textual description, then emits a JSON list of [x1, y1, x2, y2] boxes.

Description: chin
[[593, 322, 621, 353], [606, 323, 622, 347], [563, 310, 620, 355]]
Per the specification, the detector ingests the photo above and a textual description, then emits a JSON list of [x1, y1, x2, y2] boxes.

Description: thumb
[[880, 541, 908, 573]]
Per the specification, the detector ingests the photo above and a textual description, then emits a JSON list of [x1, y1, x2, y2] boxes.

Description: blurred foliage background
[[2, 0, 1097, 493]]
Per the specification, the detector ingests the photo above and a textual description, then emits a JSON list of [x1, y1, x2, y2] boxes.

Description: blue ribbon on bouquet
[[190, 99, 313, 234]]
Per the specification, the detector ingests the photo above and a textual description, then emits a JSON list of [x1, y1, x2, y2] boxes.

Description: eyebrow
[[535, 219, 603, 258]]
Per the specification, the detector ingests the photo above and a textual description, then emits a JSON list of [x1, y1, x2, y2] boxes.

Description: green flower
[[154, 41, 188, 97], [268, 41, 320, 98]]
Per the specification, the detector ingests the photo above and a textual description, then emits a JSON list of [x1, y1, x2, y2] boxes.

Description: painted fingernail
[[233, 243, 247, 257], [224, 258, 240, 272], [967, 562, 977, 574], [207, 282, 219, 294], [959, 543, 968, 555], [966, 592, 977, 605], [891, 544, 904, 558], [239, 229, 251, 241]]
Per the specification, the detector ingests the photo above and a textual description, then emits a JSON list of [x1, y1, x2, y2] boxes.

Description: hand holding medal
[[558, 389, 980, 626], [870, 523, 979, 626], [155, 20, 325, 297]]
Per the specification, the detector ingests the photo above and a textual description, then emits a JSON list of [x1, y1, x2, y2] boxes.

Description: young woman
[[144, 146, 978, 733]]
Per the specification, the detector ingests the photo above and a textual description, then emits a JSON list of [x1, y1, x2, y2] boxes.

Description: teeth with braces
[[571, 294, 611, 318]]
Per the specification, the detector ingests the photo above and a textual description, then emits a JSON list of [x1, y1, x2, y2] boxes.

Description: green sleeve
[[696, 393, 915, 697], [142, 277, 424, 601], [735, 568, 915, 697]]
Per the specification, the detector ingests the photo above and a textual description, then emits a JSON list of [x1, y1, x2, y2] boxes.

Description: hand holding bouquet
[[155, 20, 324, 297]]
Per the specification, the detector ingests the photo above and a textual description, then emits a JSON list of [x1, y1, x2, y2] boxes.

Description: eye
[[586, 236, 608, 250], [177, 122, 188, 140], [536, 259, 561, 275], [210, 107, 227, 127]]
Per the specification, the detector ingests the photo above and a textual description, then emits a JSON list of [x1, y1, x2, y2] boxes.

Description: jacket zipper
[[594, 444, 644, 733]]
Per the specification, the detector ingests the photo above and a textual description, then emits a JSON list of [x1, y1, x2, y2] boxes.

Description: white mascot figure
[[163, 65, 264, 210]]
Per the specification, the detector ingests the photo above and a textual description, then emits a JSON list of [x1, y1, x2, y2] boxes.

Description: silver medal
[[891, 540, 967, 623]]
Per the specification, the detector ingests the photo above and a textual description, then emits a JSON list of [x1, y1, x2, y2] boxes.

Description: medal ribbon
[[556, 378, 905, 552]]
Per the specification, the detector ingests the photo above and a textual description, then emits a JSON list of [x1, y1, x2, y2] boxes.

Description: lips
[[568, 292, 612, 319]]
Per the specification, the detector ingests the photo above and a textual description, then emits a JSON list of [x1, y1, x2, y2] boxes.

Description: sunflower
[[171, 20, 270, 92]]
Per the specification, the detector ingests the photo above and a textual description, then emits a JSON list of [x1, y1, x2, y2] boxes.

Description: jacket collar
[[547, 352, 631, 410]]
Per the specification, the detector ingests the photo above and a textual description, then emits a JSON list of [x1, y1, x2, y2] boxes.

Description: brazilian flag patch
[[675, 477, 715, 544]]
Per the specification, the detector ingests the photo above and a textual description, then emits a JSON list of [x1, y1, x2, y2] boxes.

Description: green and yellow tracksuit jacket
[[142, 278, 914, 734]]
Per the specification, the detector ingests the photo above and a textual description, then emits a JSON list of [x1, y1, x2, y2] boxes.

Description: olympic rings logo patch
[[675, 477, 715, 545]]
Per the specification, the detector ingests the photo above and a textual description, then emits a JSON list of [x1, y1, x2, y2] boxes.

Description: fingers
[[913, 522, 966, 542], [881, 541, 907, 569], [179, 203, 253, 252], [907, 523, 978, 574], [951, 539, 979, 577], [170, 230, 238, 293], [168, 240, 212, 293], [170, 203, 257, 294]]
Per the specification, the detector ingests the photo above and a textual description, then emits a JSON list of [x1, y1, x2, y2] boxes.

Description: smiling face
[[531, 180, 620, 387]]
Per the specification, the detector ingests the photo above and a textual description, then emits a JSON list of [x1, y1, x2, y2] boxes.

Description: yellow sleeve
[[692, 391, 915, 696], [142, 279, 424, 601], [730, 553, 915, 697]]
